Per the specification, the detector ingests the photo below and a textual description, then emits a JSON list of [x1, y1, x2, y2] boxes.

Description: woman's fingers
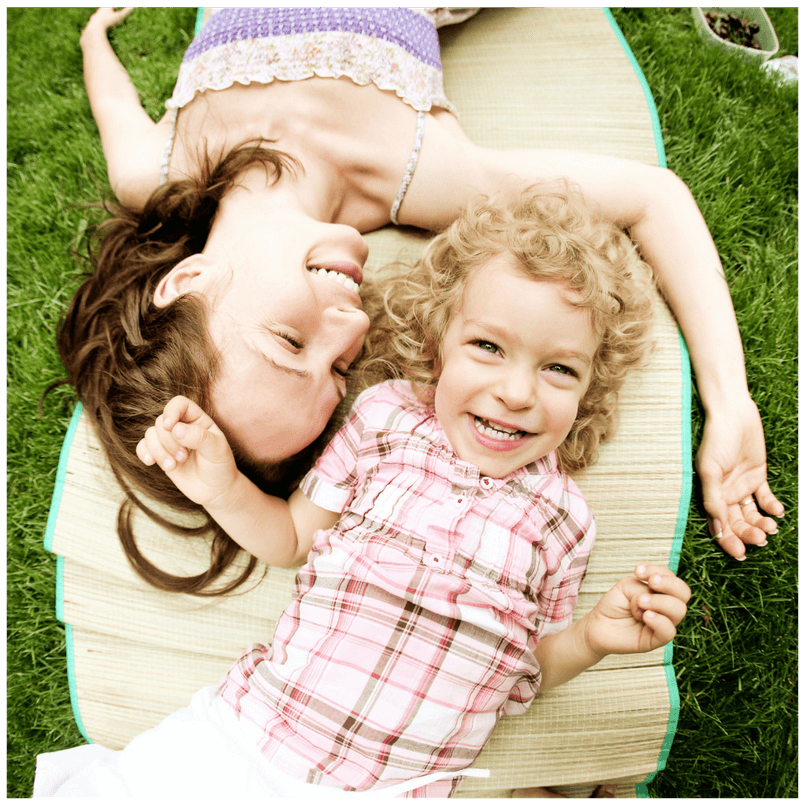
[[754, 481, 785, 519]]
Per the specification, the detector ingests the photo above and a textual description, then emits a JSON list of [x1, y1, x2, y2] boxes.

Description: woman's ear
[[153, 254, 218, 308]]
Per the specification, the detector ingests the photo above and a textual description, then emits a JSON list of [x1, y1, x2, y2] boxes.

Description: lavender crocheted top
[[165, 7, 460, 115]]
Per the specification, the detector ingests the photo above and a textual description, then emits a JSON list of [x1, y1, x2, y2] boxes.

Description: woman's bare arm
[[404, 123, 783, 556], [80, 9, 165, 208]]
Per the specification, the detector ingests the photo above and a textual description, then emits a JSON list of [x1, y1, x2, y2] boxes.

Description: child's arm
[[534, 564, 690, 693], [136, 396, 339, 567], [80, 8, 165, 208]]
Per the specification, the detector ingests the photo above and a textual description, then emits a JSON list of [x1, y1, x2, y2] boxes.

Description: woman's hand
[[136, 395, 242, 512], [81, 6, 134, 44], [583, 564, 690, 657], [696, 397, 784, 560]]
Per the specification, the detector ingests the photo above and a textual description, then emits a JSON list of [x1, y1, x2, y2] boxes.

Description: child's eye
[[547, 364, 577, 377], [471, 339, 500, 355]]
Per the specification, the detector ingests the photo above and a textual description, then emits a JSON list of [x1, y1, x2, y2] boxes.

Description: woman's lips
[[310, 261, 364, 285]]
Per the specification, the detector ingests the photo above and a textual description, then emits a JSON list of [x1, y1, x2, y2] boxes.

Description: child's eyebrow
[[551, 349, 593, 366]]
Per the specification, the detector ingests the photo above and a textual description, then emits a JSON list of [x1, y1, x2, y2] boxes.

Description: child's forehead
[[463, 255, 580, 304]]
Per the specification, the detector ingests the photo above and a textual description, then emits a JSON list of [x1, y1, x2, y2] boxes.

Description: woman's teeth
[[474, 416, 525, 441], [309, 267, 360, 294]]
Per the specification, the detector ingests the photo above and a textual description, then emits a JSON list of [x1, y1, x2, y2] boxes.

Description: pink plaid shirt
[[218, 381, 596, 796]]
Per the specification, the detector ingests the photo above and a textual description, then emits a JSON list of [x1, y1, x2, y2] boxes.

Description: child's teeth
[[475, 416, 524, 440]]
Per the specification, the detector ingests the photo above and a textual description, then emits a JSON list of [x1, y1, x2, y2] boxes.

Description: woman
[[63, 7, 782, 594]]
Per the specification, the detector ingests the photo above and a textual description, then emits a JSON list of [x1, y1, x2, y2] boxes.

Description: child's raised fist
[[136, 395, 242, 510], [584, 564, 690, 657]]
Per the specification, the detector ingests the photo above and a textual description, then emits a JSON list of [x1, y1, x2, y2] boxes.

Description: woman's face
[[202, 212, 371, 465]]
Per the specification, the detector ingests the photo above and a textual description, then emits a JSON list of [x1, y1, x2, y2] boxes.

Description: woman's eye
[[333, 365, 349, 379], [279, 332, 303, 350]]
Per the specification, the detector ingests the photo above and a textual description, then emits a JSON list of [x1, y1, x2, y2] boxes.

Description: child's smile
[[471, 414, 531, 449], [434, 253, 599, 478]]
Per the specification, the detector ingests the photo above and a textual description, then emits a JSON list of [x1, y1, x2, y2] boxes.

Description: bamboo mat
[[45, 8, 689, 798]]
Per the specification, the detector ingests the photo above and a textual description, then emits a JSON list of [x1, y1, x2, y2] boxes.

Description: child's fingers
[[640, 608, 678, 650], [140, 425, 184, 471], [136, 438, 156, 467], [157, 410, 233, 465], [634, 564, 691, 604], [635, 592, 687, 628], [161, 395, 211, 431]]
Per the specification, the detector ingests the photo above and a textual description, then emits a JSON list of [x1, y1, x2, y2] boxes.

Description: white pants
[[34, 686, 489, 798]]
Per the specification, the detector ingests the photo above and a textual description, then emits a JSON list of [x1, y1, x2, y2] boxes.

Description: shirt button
[[456, 497, 464, 504], [480, 477, 494, 490]]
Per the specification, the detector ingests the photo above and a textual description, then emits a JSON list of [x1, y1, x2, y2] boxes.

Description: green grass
[[7, 8, 797, 799]]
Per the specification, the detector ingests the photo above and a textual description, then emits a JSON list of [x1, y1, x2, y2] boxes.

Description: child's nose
[[495, 369, 537, 410]]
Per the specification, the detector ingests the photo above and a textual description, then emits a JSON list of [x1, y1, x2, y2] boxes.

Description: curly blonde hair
[[359, 185, 657, 473]]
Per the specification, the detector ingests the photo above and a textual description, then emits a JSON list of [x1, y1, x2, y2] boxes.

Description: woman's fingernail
[[735, 555, 746, 562]]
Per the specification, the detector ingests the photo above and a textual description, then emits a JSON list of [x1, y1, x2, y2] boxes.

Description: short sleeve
[[298, 386, 377, 514], [534, 486, 597, 640]]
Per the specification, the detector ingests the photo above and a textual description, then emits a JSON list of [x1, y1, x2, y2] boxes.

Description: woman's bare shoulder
[[394, 111, 493, 230], [107, 112, 174, 211]]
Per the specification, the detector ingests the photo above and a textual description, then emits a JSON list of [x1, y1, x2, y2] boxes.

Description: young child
[[35, 189, 690, 798]]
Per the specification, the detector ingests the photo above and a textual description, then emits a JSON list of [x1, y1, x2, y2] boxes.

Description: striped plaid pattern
[[218, 381, 595, 796]]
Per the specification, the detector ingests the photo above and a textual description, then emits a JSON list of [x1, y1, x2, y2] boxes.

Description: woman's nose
[[328, 305, 370, 356]]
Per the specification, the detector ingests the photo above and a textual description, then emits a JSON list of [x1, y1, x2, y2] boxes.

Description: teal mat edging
[[603, 9, 692, 798], [603, 8, 667, 169], [44, 402, 83, 554], [44, 402, 93, 743], [194, 7, 204, 37]]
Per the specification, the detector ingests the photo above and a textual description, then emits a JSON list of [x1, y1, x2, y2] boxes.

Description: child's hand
[[136, 395, 241, 511], [583, 564, 690, 657]]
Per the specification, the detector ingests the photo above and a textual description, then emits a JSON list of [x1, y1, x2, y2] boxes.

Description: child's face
[[435, 254, 599, 478]]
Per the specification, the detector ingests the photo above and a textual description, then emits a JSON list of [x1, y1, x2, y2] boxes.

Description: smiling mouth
[[473, 415, 528, 441], [309, 265, 362, 294]]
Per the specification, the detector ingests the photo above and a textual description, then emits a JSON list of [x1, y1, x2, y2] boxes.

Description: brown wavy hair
[[49, 140, 324, 596], [359, 185, 656, 473]]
